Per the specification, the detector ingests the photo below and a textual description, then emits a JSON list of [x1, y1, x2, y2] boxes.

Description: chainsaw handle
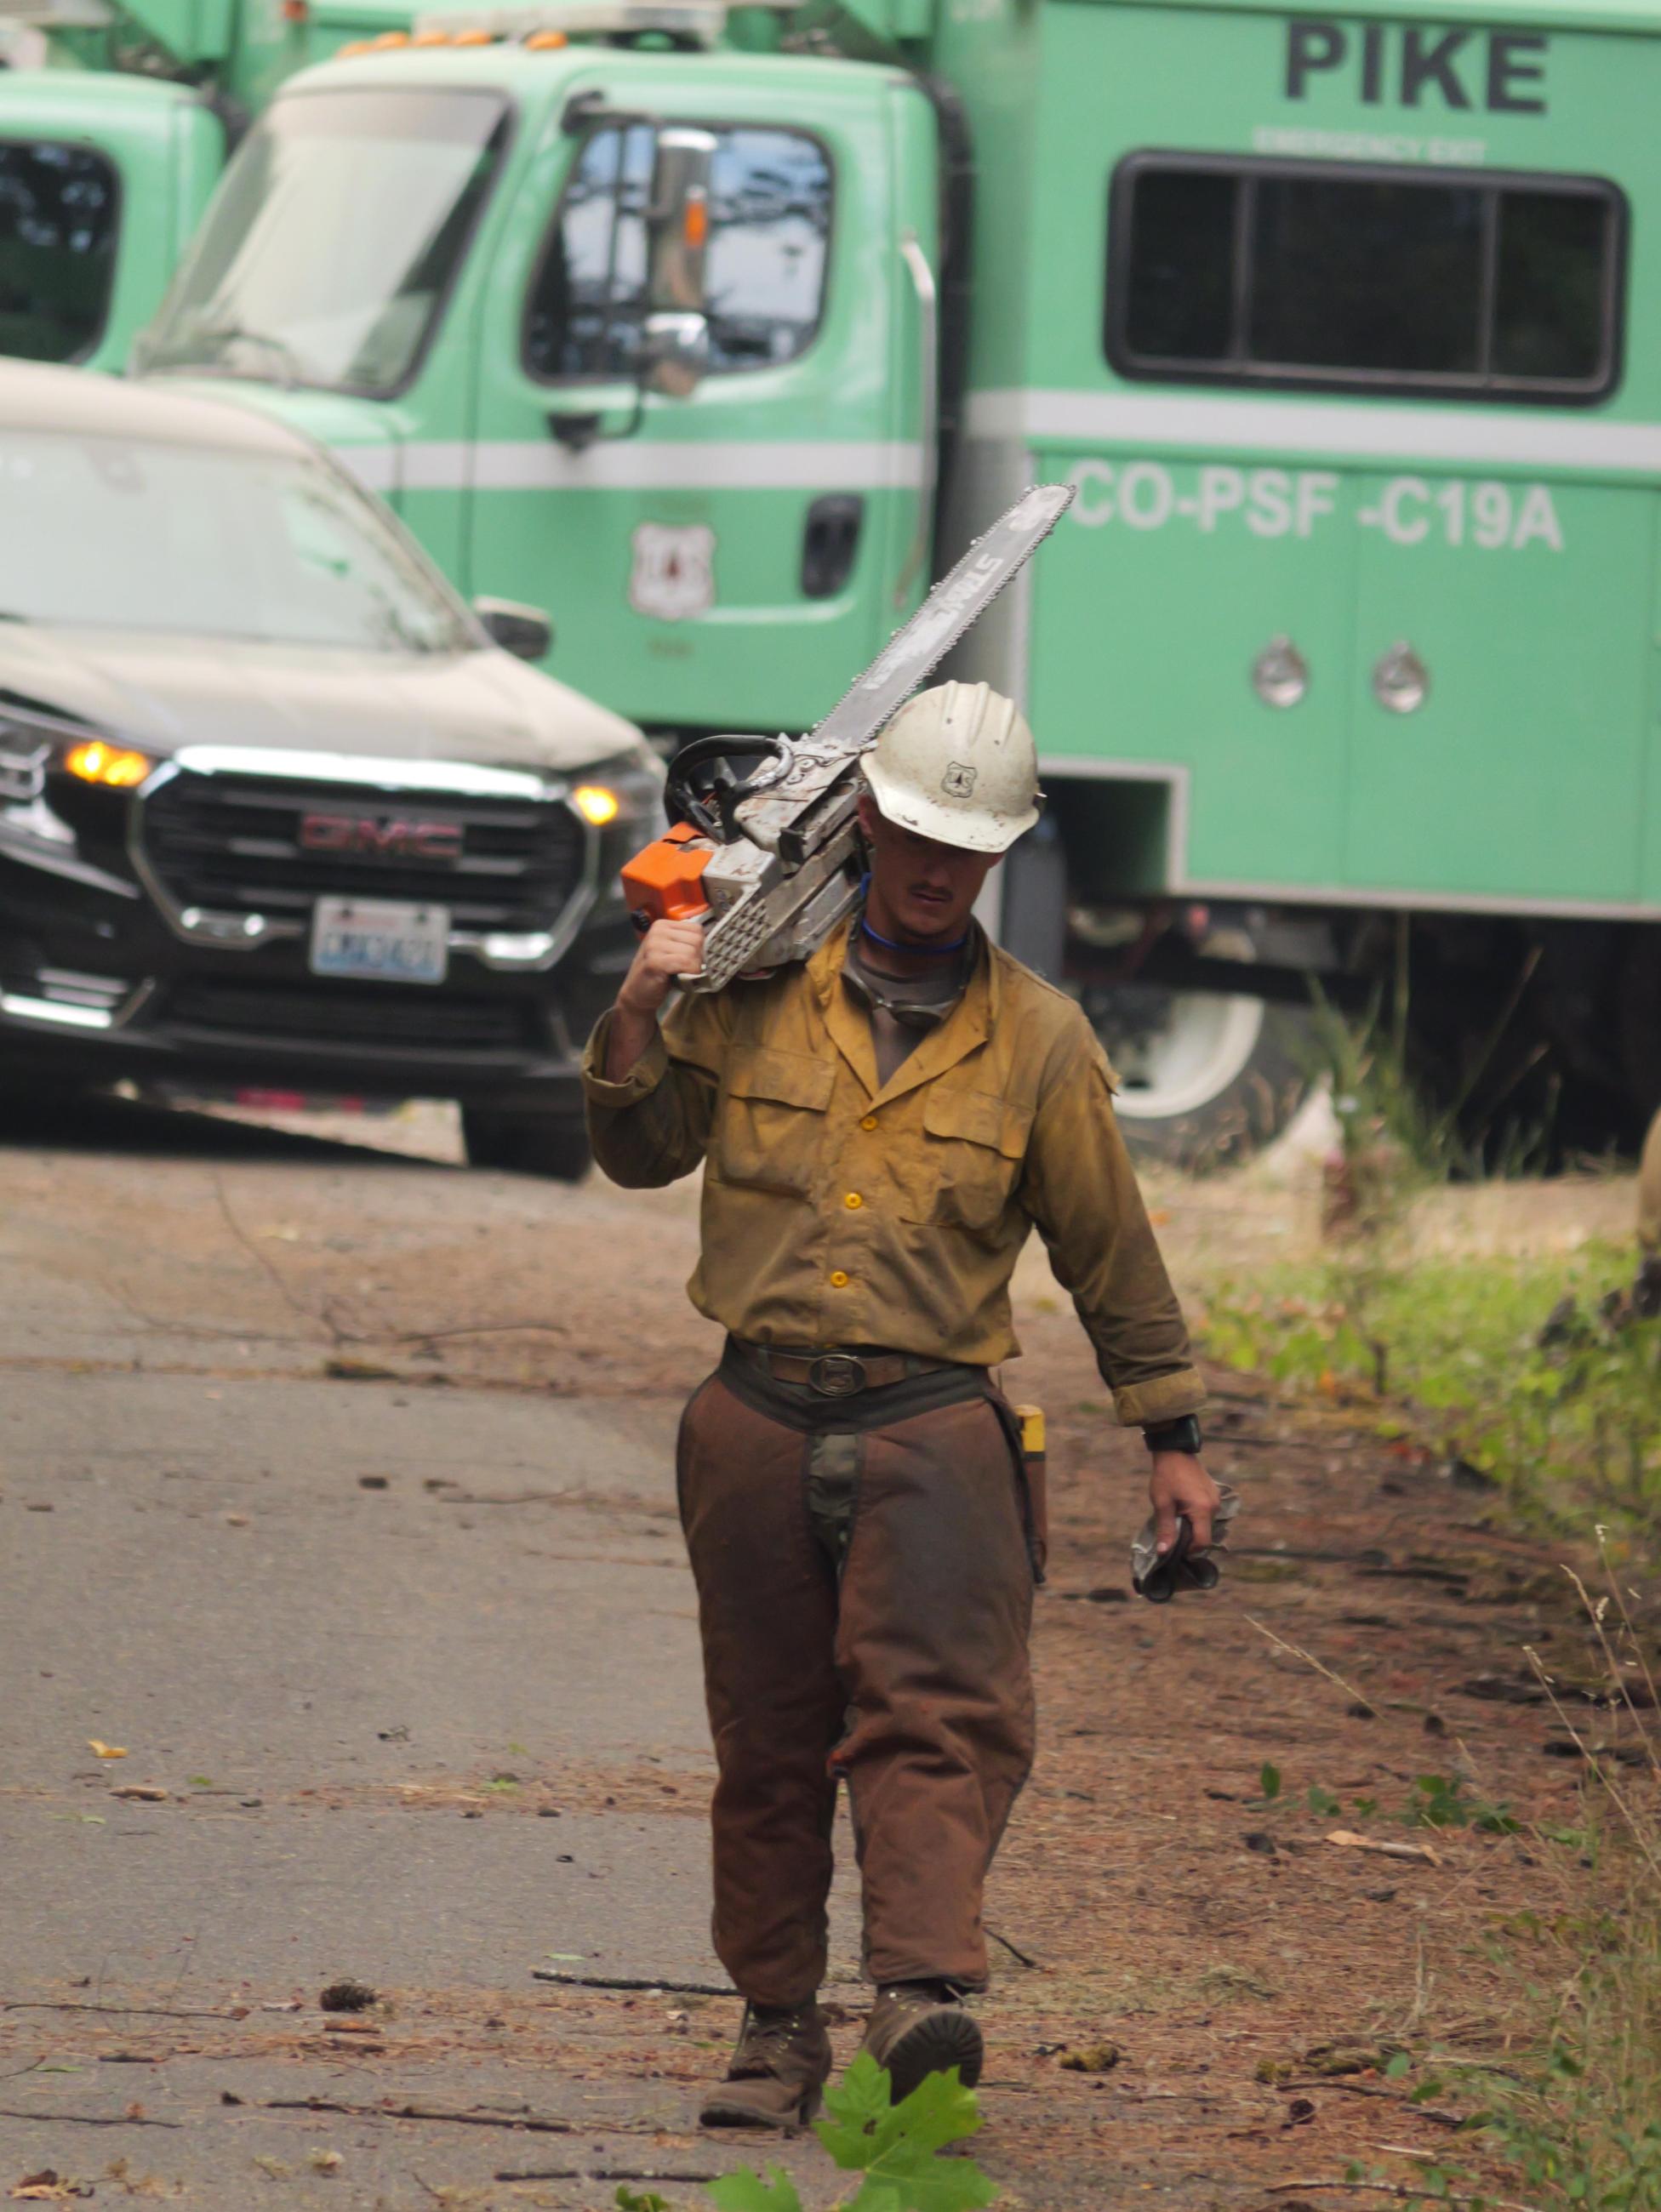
[[665, 733, 795, 839]]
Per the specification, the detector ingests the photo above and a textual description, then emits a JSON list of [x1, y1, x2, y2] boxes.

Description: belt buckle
[[808, 1352, 866, 1398]]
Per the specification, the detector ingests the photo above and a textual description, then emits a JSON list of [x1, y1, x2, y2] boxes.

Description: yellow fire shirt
[[581, 918, 1206, 1427]]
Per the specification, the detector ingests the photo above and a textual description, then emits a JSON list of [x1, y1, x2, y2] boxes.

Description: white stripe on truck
[[965, 388, 1661, 477], [336, 439, 927, 496]]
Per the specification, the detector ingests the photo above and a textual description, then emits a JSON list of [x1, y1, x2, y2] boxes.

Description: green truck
[[123, 0, 1661, 1159], [0, 0, 414, 371]]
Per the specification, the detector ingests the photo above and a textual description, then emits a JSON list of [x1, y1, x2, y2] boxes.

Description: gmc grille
[[140, 769, 585, 932], [167, 979, 539, 1057]]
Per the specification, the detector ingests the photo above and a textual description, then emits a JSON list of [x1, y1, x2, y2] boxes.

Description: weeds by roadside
[[1200, 1240, 1661, 1557], [1253, 1544, 1661, 2212], [1202, 983, 1658, 1557]]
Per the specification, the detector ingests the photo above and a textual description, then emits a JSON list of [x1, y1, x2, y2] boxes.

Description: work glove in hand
[[1130, 1481, 1241, 1604]]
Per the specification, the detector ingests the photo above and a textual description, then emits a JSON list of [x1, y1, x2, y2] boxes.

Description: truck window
[[0, 140, 118, 364], [524, 123, 831, 381], [1108, 155, 1622, 403], [140, 90, 508, 396]]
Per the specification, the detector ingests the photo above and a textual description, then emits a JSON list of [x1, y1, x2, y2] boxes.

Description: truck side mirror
[[641, 125, 716, 398], [473, 597, 554, 660]]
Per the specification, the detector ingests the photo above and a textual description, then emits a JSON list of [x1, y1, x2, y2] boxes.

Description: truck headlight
[[63, 739, 156, 790], [568, 752, 665, 831], [572, 784, 622, 827]]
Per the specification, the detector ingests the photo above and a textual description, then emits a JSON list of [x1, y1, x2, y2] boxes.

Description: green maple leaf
[[705, 2166, 805, 2212], [843, 2186, 906, 2212], [815, 2055, 996, 2212], [818, 2050, 895, 2150]]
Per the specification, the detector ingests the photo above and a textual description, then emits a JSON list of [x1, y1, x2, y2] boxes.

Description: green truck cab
[[0, 0, 414, 371], [134, 0, 1661, 1159]]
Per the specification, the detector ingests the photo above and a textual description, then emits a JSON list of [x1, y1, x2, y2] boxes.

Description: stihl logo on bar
[[300, 812, 465, 861]]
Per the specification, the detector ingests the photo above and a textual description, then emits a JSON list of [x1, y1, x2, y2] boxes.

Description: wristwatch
[[1143, 1414, 1203, 1456]]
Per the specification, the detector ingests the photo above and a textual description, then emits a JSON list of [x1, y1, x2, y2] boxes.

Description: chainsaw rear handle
[[664, 733, 795, 840]]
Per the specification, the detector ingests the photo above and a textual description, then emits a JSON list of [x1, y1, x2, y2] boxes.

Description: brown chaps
[[676, 1370, 1036, 2007]]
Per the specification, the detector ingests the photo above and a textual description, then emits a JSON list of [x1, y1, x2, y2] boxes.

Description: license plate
[[310, 897, 449, 986]]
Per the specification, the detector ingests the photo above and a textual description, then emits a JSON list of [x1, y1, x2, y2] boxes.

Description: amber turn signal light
[[63, 740, 154, 790], [571, 784, 622, 828]]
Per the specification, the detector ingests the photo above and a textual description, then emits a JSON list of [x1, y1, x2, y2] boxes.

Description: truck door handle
[[802, 495, 864, 598], [893, 231, 939, 607]]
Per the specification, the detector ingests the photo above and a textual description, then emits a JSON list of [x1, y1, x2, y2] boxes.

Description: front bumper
[[0, 759, 640, 1110]]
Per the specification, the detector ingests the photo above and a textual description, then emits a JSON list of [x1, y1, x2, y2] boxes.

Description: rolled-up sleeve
[[1020, 1023, 1207, 1426], [581, 992, 729, 1189]]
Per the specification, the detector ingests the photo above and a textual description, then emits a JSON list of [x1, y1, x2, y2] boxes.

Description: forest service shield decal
[[629, 522, 716, 621]]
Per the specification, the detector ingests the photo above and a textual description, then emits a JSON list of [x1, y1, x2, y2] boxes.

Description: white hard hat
[[862, 681, 1042, 854]]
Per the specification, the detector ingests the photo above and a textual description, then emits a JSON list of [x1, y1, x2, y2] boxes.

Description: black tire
[[1077, 917, 1316, 1172], [462, 1106, 592, 1182]]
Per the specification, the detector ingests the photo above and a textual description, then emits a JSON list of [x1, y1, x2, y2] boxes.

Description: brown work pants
[[676, 1373, 1036, 2007]]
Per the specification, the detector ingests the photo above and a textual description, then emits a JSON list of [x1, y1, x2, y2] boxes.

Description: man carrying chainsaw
[[582, 678, 1217, 2129]]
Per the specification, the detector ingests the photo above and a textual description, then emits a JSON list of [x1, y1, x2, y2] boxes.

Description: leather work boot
[[699, 2001, 833, 2130], [861, 1981, 985, 2103]]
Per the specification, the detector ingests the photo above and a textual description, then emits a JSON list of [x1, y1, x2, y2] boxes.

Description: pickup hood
[[139, 376, 411, 506], [0, 624, 645, 778]]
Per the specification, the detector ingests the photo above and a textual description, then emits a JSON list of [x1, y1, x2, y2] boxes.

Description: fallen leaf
[[318, 1979, 376, 2013], [111, 1786, 168, 1803], [1325, 1828, 1441, 1865], [1059, 2041, 1122, 2073], [88, 1741, 128, 1759]]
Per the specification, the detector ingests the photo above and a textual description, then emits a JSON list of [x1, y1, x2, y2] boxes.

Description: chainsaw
[[619, 482, 1075, 993]]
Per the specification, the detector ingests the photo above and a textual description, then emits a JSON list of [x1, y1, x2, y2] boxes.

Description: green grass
[[1196, 1240, 1661, 1556]]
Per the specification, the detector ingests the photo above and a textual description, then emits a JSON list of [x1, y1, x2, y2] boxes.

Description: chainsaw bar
[[734, 481, 1076, 851], [688, 482, 1075, 991]]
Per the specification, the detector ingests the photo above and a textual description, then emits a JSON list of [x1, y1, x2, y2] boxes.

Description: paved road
[[0, 1098, 869, 2206]]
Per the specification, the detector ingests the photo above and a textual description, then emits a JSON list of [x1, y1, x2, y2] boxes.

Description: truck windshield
[[0, 140, 119, 364], [0, 428, 473, 653], [140, 89, 508, 395]]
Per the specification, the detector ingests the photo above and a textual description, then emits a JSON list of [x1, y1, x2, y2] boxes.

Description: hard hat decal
[[865, 681, 1040, 853]]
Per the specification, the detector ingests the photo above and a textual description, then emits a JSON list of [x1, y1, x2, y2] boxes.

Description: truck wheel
[[1079, 921, 1314, 1171], [462, 1107, 592, 1183]]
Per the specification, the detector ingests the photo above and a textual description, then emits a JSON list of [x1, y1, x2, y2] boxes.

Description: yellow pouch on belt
[[1013, 1403, 1048, 1580]]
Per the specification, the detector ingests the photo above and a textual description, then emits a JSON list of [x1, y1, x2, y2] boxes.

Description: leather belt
[[736, 1343, 958, 1400]]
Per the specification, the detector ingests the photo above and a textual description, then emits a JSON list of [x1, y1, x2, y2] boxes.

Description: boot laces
[[736, 2004, 816, 2072]]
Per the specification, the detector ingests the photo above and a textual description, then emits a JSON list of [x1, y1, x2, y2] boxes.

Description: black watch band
[[1144, 1414, 1203, 1456]]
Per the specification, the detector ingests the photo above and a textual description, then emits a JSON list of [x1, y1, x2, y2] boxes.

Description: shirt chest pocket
[[899, 1087, 1033, 1234], [716, 1047, 836, 1196]]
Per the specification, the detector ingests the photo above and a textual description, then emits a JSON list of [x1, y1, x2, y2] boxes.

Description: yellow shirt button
[[830, 1269, 850, 1288], [859, 1115, 878, 1132], [844, 1192, 863, 1210]]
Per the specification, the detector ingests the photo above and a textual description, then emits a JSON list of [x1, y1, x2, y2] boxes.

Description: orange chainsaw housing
[[620, 820, 716, 929]]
